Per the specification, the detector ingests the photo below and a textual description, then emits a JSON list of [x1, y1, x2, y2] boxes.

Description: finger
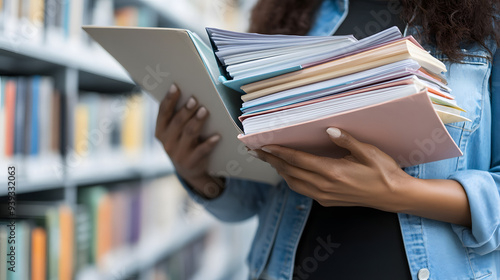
[[177, 106, 209, 153], [258, 145, 331, 173], [253, 149, 325, 183], [163, 96, 199, 148], [185, 134, 221, 167], [326, 127, 372, 163], [155, 84, 180, 138], [344, 154, 360, 163]]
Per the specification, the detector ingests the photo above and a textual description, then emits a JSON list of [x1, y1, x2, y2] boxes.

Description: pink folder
[[238, 90, 462, 167]]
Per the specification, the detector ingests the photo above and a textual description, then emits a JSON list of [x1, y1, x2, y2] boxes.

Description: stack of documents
[[208, 26, 470, 135], [85, 26, 465, 183]]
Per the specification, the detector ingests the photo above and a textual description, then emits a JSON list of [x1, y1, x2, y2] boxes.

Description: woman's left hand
[[250, 127, 416, 211]]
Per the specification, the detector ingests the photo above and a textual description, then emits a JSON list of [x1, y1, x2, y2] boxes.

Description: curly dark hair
[[249, 0, 323, 36], [249, 0, 500, 62]]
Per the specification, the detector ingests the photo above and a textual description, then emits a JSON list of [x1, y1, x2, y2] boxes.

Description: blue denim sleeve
[[176, 173, 273, 222], [448, 47, 500, 255]]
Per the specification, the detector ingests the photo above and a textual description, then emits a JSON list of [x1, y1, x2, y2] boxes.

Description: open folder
[[84, 26, 463, 185], [84, 26, 282, 185]]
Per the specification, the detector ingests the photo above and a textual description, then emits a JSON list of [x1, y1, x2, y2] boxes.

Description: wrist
[[185, 174, 226, 200], [377, 173, 422, 214]]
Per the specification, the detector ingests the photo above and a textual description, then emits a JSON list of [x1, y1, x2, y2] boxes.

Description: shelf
[[0, 156, 66, 196], [192, 218, 258, 280], [0, 1, 252, 279], [0, 37, 132, 85], [0, 151, 173, 196], [68, 150, 174, 186], [140, 0, 207, 37], [76, 214, 216, 280]]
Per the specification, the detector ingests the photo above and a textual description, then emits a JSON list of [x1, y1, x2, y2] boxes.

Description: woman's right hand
[[155, 84, 224, 199]]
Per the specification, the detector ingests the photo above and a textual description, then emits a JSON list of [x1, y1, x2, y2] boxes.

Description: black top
[[293, 202, 412, 280], [293, 1, 411, 279]]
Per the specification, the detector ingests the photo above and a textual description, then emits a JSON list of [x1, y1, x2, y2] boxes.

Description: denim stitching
[[281, 200, 303, 279], [464, 245, 478, 279], [456, 123, 467, 171], [255, 185, 289, 278], [476, 272, 493, 280], [470, 62, 491, 133]]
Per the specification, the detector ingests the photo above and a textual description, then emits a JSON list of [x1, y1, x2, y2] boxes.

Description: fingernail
[[209, 135, 221, 142], [169, 84, 178, 95], [326, 127, 341, 138], [261, 147, 272, 154], [196, 107, 207, 119], [186, 97, 196, 109], [247, 150, 258, 158]]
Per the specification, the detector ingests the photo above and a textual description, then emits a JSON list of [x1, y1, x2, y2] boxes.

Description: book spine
[[31, 227, 47, 280], [74, 104, 89, 158], [122, 94, 143, 154], [68, 0, 83, 43], [58, 205, 74, 280], [0, 77, 5, 160], [38, 77, 53, 156], [4, 79, 16, 157], [74, 205, 91, 272], [30, 76, 40, 156], [46, 208, 59, 280], [7, 222, 30, 280], [23, 77, 32, 156], [0, 0, 4, 32], [96, 194, 112, 266], [62, 0, 69, 39], [0, 225, 7, 280], [3, 0, 19, 39], [50, 90, 60, 154], [14, 77, 25, 156]]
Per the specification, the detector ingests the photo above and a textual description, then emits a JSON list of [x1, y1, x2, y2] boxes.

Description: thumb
[[326, 127, 370, 162]]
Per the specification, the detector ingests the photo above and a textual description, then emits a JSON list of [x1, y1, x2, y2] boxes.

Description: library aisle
[[0, 0, 257, 279]]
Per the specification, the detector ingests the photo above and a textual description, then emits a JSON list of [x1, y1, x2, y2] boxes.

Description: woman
[[155, 0, 500, 279]]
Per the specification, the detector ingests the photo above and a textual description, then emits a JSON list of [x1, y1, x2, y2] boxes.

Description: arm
[[177, 174, 273, 222], [392, 178, 471, 227], [251, 48, 500, 253], [155, 84, 271, 222], [251, 129, 472, 226], [444, 46, 500, 255]]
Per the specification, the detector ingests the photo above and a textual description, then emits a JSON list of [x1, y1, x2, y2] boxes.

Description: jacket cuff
[[175, 172, 229, 207], [448, 169, 500, 255], [175, 173, 269, 222]]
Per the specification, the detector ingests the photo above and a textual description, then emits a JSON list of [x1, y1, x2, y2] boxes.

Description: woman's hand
[[250, 127, 472, 226], [250, 127, 416, 211], [155, 84, 224, 199]]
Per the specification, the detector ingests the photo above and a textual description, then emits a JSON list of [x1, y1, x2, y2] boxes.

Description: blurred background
[[0, 0, 259, 279]]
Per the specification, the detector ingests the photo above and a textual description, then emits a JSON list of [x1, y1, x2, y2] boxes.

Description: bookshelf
[[0, 35, 131, 85], [76, 214, 217, 280], [0, 0, 256, 279]]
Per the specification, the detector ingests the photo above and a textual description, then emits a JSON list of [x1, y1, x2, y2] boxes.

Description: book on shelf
[[31, 227, 47, 280], [84, 26, 467, 185], [0, 224, 7, 280], [0, 0, 146, 48], [2, 221, 30, 280], [0, 76, 62, 181], [114, 5, 158, 28], [0, 175, 198, 279], [72, 91, 158, 166]]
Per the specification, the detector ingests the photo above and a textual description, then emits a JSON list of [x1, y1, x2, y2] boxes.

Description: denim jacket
[[180, 1, 500, 279]]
